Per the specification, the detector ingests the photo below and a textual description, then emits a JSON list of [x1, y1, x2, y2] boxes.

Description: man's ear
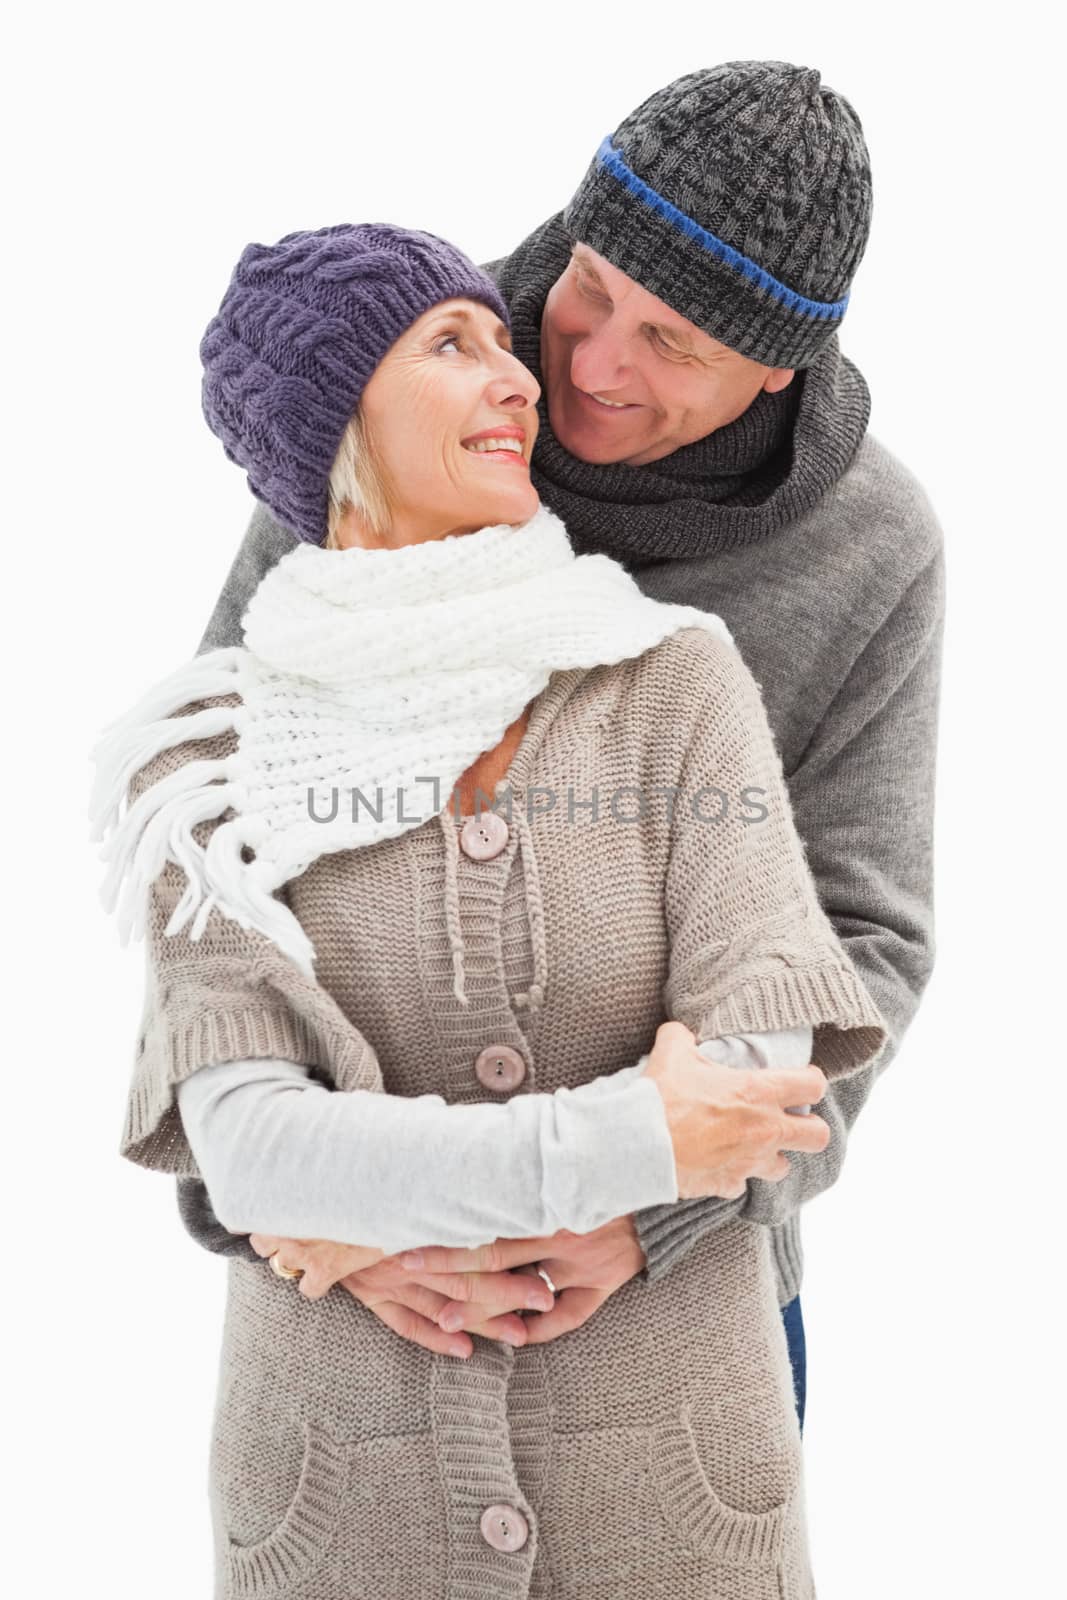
[[763, 367, 796, 395]]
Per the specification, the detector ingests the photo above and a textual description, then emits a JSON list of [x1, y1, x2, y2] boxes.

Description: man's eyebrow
[[571, 248, 695, 349], [571, 246, 603, 278]]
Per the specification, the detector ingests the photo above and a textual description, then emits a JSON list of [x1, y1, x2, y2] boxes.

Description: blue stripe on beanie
[[595, 137, 849, 324]]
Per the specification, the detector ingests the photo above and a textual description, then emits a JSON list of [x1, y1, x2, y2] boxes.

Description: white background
[[5, 2, 1062, 1594]]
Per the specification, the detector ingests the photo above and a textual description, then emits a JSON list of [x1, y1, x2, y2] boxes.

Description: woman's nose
[[487, 352, 540, 410]]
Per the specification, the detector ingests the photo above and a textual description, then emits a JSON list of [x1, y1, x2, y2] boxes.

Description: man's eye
[[653, 331, 689, 360]]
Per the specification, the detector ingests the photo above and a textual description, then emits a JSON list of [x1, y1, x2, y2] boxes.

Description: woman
[[90, 224, 887, 1598]]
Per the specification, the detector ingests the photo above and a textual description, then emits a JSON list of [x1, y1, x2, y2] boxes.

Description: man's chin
[[550, 401, 643, 467]]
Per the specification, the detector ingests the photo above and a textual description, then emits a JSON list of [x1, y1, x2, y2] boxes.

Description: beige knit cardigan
[[117, 625, 887, 1600]]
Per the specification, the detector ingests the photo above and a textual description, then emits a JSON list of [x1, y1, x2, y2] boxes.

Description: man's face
[[540, 243, 796, 467]]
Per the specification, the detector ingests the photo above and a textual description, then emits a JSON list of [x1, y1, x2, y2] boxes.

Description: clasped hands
[[246, 1213, 647, 1358]]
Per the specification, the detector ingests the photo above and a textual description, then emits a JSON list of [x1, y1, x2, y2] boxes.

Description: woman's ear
[[332, 503, 384, 551]]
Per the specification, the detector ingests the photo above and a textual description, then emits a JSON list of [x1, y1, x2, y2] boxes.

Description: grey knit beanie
[[200, 223, 510, 545], [562, 61, 873, 369]]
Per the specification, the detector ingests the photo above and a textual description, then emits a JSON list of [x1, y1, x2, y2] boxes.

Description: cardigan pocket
[[218, 1416, 349, 1598], [215, 1421, 450, 1600], [537, 1412, 797, 1596], [648, 1403, 798, 1575]]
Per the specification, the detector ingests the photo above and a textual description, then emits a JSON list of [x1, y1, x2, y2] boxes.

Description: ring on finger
[[535, 1264, 558, 1297]]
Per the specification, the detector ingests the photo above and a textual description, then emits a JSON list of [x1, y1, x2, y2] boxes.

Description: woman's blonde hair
[[324, 408, 393, 548]]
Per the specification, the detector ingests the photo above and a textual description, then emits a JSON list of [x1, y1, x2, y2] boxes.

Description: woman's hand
[[247, 1233, 385, 1299], [641, 1020, 832, 1199]]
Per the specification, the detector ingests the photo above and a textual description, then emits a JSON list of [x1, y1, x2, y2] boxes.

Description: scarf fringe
[[87, 647, 246, 842], [89, 648, 316, 977], [94, 757, 315, 975], [92, 646, 244, 744], [88, 705, 244, 841]]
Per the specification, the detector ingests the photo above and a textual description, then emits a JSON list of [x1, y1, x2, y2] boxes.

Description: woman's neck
[[335, 503, 484, 550], [449, 705, 532, 817]]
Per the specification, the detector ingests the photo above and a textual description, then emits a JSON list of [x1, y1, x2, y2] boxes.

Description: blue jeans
[[780, 1294, 806, 1435]]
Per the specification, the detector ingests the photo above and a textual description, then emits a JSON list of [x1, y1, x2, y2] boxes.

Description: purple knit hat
[[199, 223, 511, 545]]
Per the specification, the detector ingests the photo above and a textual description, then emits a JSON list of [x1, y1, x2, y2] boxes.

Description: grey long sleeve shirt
[[175, 1029, 813, 1253]]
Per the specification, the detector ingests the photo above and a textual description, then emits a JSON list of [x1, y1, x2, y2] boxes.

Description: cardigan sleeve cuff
[[633, 1193, 749, 1284], [121, 1004, 326, 1177], [120, 995, 378, 1178], [671, 959, 889, 1081]]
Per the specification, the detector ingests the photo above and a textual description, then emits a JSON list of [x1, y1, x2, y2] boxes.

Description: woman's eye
[[434, 333, 462, 354]]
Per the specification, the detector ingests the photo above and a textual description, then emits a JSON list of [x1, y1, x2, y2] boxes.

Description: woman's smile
[[461, 425, 530, 468]]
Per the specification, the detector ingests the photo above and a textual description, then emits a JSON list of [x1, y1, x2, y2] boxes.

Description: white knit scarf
[[90, 502, 733, 976]]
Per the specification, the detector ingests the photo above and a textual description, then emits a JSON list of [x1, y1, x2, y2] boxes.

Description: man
[[177, 60, 945, 1433]]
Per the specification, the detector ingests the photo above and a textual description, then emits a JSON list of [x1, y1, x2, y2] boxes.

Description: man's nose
[[569, 322, 630, 394]]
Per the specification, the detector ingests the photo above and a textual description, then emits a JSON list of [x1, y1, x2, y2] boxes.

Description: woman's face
[[342, 297, 541, 549]]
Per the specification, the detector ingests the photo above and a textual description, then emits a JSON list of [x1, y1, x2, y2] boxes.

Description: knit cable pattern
[[562, 61, 872, 367], [200, 222, 511, 543]]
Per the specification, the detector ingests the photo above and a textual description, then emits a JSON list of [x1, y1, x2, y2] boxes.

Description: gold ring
[[269, 1251, 304, 1281]]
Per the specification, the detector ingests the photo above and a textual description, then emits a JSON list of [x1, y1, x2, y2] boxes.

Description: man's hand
[[394, 1213, 647, 1350], [246, 1216, 647, 1354]]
